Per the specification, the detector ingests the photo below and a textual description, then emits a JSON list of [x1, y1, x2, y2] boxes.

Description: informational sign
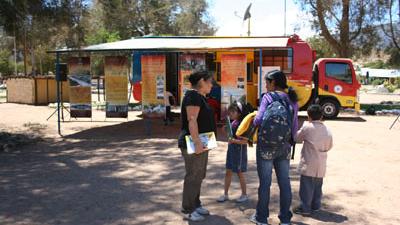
[[179, 53, 206, 102], [220, 54, 247, 120], [258, 66, 280, 97], [141, 54, 166, 118], [68, 57, 91, 118], [104, 56, 129, 118]]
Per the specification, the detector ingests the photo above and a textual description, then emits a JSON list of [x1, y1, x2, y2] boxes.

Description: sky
[[207, 0, 315, 38]]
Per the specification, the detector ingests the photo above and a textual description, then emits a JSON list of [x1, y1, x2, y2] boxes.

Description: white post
[[284, 0, 287, 36]]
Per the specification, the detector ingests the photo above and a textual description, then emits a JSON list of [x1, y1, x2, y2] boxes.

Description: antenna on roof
[[243, 3, 252, 36]]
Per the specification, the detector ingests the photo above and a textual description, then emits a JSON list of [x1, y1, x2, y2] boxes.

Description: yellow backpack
[[236, 111, 258, 143]]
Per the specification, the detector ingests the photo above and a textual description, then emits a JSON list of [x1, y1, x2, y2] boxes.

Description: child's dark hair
[[307, 104, 323, 121], [228, 100, 254, 121]]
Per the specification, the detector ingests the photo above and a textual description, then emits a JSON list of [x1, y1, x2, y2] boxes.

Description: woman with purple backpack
[[250, 70, 299, 225]]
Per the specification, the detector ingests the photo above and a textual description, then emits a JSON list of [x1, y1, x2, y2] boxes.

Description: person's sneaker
[[236, 194, 249, 203], [279, 223, 291, 225], [293, 206, 311, 216], [185, 211, 205, 222], [249, 212, 269, 225], [217, 194, 229, 203], [312, 207, 321, 212], [195, 206, 210, 215]]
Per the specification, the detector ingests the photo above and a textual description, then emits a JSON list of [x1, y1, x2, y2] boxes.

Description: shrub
[[371, 78, 385, 86]]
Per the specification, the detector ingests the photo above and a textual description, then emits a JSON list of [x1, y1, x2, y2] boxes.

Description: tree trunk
[[316, 0, 353, 58], [389, 0, 400, 51], [31, 47, 36, 76], [316, 0, 342, 57], [23, 27, 27, 76], [339, 0, 351, 58]]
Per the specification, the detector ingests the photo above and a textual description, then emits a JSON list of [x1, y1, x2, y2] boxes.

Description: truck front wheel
[[320, 99, 340, 119]]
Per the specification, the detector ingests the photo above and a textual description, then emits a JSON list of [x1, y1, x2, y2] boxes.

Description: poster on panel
[[179, 53, 206, 102], [220, 54, 247, 120], [68, 57, 92, 118], [141, 54, 166, 118], [105, 56, 129, 118], [257, 66, 281, 98]]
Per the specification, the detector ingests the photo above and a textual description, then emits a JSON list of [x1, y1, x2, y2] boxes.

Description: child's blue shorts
[[226, 143, 248, 173]]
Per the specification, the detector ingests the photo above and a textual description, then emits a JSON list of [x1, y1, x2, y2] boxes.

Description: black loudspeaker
[[56, 63, 68, 81]]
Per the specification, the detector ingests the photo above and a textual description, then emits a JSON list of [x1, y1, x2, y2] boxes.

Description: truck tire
[[320, 99, 340, 119]]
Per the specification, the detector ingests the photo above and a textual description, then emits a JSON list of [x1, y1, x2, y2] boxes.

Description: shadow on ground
[[0, 118, 356, 225]]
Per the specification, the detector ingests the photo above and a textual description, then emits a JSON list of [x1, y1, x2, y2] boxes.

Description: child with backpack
[[250, 70, 298, 225], [293, 104, 333, 216], [217, 101, 253, 203]]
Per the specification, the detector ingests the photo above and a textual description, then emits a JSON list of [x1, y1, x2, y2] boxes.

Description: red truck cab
[[314, 58, 361, 118]]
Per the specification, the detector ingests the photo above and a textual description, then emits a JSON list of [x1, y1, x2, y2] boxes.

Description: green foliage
[[306, 36, 336, 58], [371, 78, 385, 86], [363, 60, 389, 69], [0, 49, 12, 76], [90, 55, 104, 77], [95, 0, 215, 38], [295, 0, 380, 58], [363, 48, 400, 69], [386, 47, 400, 69], [384, 80, 398, 93], [0, 0, 216, 76], [85, 28, 121, 45]]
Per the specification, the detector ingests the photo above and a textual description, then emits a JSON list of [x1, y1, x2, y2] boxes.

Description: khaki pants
[[180, 149, 209, 214]]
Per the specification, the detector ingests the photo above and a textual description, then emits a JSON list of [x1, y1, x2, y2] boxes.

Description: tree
[[0, 0, 91, 75], [0, 49, 12, 76], [377, 0, 400, 51], [172, 0, 216, 35], [0, 0, 216, 76], [377, 0, 399, 68], [306, 35, 337, 58], [296, 0, 379, 58], [96, 0, 216, 38]]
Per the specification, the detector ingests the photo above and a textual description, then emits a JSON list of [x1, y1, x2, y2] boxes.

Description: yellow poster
[[104, 56, 129, 118], [68, 57, 91, 118], [221, 54, 247, 119], [141, 54, 166, 118]]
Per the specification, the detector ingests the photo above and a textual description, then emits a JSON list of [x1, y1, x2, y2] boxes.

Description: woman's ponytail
[[287, 87, 298, 103]]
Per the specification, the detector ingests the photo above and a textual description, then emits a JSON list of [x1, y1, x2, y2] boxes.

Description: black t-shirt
[[180, 90, 216, 135]]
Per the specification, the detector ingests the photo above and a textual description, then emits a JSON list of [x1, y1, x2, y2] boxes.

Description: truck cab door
[[318, 60, 360, 118]]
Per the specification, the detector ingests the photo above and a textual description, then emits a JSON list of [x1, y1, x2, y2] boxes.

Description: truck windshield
[[325, 62, 353, 84]]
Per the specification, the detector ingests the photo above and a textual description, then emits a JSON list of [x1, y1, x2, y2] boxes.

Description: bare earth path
[[1, 103, 400, 225]]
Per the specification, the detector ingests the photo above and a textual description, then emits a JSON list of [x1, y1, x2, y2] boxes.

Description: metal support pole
[[56, 52, 61, 136], [259, 48, 263, 100], [247, 18, 251, 37], [284, 0, 287, 36], [389, 114, 400, 130], [97, 76, 100, 102], [128, 51, 135, 103]]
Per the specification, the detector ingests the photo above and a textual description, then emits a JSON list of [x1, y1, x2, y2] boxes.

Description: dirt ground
[[1, 102, 400, 225]]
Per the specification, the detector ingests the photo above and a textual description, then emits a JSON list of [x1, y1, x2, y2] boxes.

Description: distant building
[[360, 68, 400, 78]]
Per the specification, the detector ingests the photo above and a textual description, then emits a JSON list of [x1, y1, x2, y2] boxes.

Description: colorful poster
[[179, 53, 206, 102], [258, 66, 280, 97], [141, 54, 166, 118], [105, 56, 129, 118], [68, 57, 91, 118], [220, 54, 247, 120]]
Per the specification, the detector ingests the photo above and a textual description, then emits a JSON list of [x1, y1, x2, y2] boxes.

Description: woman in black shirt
[[179, 71, 216, 222]]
